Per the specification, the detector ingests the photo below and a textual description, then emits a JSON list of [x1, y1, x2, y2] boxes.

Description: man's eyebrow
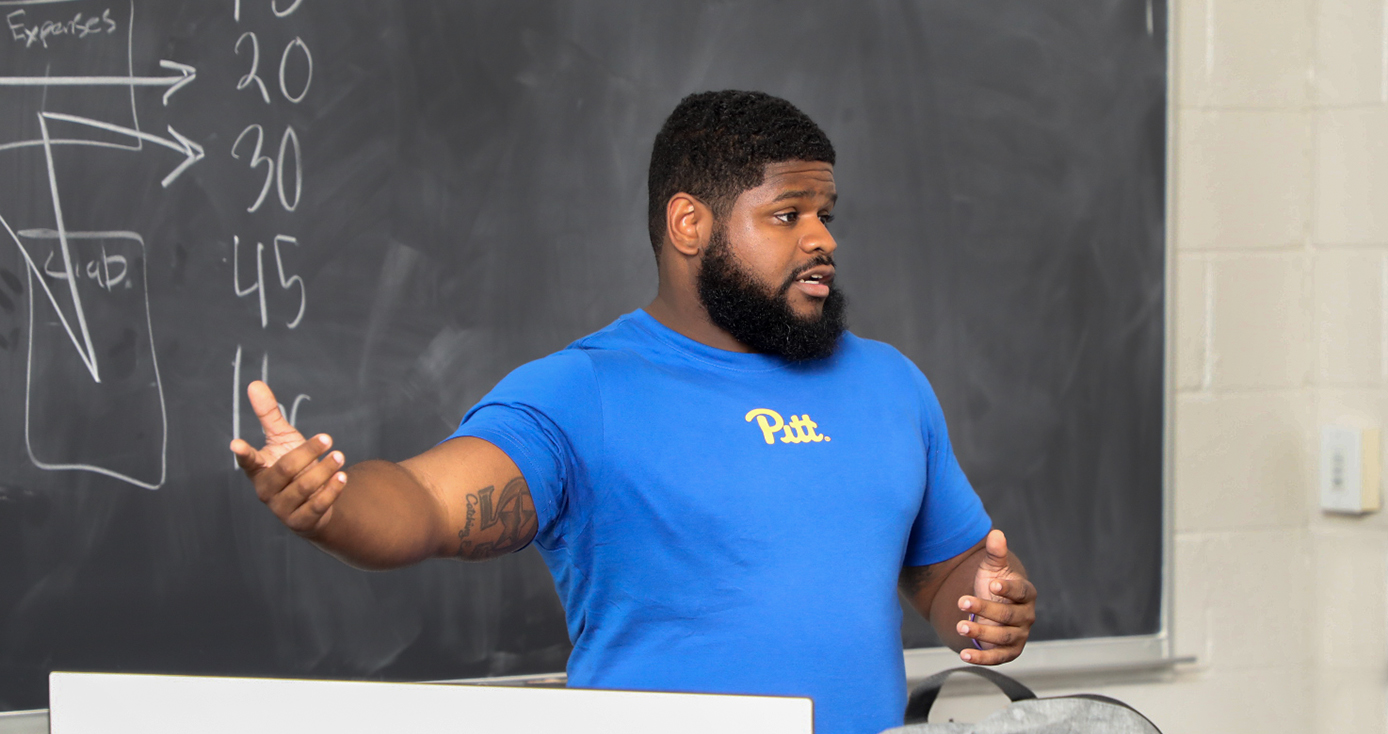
[[770, 189, 838, 205]]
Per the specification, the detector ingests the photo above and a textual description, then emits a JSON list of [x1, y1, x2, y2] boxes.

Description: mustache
[[778, 255, 837, 294]]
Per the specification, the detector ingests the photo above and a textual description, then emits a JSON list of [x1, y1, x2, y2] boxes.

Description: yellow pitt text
[[744, 409, 831, 445]]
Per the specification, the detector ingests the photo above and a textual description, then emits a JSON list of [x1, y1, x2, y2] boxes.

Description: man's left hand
[[955, 529, 1037, 665]]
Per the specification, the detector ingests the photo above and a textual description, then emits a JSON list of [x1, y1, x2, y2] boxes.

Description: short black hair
[[647, 90, 836, 255]]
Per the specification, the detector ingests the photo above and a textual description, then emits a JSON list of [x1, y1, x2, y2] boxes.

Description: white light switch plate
[[1320, 425, 1381, 514]]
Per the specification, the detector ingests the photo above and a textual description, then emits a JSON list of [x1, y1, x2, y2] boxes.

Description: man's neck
[[644, 287, 752, 353]]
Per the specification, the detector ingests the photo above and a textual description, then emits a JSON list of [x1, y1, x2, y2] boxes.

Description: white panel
[[48, 673, 812, 734]]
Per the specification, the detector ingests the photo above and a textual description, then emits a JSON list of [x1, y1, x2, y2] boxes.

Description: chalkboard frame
[[0, 0, 1177, 709]]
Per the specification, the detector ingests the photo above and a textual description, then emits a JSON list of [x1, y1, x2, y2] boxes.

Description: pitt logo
[[744, 409, 831, 445]]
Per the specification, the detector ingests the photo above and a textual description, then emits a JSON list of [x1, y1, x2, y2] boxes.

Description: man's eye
[[819, 213, 835, 225], [775, 211, 800, 224]]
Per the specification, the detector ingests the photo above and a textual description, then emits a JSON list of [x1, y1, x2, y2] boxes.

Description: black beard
[[696, 227, 847, 362]]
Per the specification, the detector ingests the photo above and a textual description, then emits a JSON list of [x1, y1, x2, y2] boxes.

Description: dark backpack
[[879, 667, 1163, 734]]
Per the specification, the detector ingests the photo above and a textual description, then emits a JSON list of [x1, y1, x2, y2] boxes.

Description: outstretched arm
[[230, 381, 537, 570], [898, 529, 1037, 665]]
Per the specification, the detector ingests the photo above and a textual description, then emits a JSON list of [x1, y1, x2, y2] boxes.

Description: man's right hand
[[230, 380, 347, 537], [229, 380, 537, 569]]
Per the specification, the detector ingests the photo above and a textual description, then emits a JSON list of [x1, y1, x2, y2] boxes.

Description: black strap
[[904, 667, 1037, 724]]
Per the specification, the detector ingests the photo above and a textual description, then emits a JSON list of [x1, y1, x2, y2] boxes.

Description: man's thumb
[[983, 529, 1009, 567], [248, 380, 297, 440]]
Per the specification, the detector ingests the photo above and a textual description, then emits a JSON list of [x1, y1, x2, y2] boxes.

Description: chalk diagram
[[1, 0, 202, 489]]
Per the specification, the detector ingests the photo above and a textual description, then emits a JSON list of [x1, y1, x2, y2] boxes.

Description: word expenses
[[7, 9, 118, 49]]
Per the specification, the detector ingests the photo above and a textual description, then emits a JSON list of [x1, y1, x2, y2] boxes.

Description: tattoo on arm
[[458, 493, 480, 541], [898, 565, 935, 597], [455, 476, 537, 559]]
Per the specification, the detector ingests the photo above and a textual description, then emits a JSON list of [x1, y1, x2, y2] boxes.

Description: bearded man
[[232, 90, 1037, 734]]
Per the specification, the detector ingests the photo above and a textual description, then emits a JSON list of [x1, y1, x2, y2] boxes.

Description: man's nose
[[800, 221, 837, 256]]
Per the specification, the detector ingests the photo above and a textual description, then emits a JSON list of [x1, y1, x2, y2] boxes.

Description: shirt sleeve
[[902, 362, 992, 567], [443, 349, 602, 548]]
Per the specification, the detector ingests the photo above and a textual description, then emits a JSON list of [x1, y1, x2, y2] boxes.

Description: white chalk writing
[[229, 0, 314, 451], [6, 8, 117, 49]]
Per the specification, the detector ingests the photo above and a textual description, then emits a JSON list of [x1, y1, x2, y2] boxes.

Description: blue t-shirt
[[448, 309, 990, 734]]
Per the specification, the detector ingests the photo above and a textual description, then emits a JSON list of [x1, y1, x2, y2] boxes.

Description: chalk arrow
[[160, 126, 205, 187], [0, 59, 198, 105], [40, 113, 205, 187], [159, 60, 197, 105]]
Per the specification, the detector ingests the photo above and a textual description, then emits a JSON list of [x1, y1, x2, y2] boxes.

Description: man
[[232, 90, 1036, 734]]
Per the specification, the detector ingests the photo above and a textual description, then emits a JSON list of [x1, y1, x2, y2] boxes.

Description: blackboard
[[0, 0, 1168, 711]]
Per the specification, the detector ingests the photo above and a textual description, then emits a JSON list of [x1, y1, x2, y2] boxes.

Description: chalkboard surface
[[0, 0, 1167, 711]]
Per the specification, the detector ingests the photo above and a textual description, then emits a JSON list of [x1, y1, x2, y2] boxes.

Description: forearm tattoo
[[455, 476, 537, 558], [898, 565, 935, 597]]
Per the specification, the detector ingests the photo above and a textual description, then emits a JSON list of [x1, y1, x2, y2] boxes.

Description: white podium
[[49, 672, 813, 734]]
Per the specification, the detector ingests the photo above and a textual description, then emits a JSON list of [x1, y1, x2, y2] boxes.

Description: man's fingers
[[959, 643, 1022, 666], [957, 618, 1025, 649], [987, 578, 1037, 605], [959, 531, 1031, 666], [282, 471, 347, 534], [956, 604, 1029, 666], [230, 438, 263, 472], [248, 380, 301, 443], [267, 433, 332, 483], [252, 434, 332, 503], [959, 596, 1035, 629], [265, 443, 341, 512], [231, 386, 343, 539]]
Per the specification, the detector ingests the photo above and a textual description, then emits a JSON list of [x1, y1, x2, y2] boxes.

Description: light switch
[[1320, 426, 1381, 515]]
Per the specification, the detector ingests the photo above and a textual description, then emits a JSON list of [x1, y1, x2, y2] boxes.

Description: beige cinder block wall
[[930, 1, 1388, 732]]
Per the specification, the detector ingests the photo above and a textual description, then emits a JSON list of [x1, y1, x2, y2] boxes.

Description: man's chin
[[787, 302, 826, 322], [696, 228, 847, 361]]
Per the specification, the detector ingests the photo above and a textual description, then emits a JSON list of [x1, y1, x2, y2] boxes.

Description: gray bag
[[880, 667, 1163, 734]]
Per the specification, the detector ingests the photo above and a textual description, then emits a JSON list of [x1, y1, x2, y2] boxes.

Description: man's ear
[[665, 193, 712, 257]]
